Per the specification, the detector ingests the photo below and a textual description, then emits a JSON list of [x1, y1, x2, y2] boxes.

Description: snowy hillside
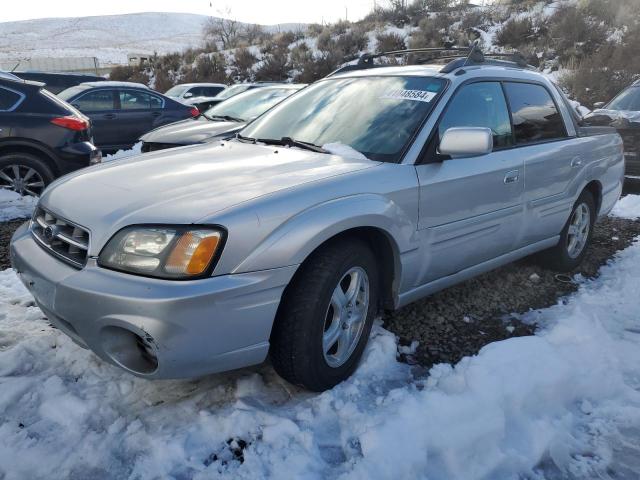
[[0, 12, 304, 66]]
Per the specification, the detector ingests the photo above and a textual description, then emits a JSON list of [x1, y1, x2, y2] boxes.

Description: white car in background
[[165, 83, 227, 101]]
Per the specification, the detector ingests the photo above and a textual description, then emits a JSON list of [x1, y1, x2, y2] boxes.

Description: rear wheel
[[0, 153, 54, 196], [536, 190, 596, 272], [270, 238, 379, 391]]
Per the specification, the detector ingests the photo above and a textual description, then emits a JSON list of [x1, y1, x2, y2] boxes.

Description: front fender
[[232, 193, 418, 276]]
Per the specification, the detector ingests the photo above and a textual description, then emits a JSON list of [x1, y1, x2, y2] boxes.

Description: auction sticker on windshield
[[381, 89, 437, 102]]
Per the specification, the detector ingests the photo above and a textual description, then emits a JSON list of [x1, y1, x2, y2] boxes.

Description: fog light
[[100, 326, 158, 374]]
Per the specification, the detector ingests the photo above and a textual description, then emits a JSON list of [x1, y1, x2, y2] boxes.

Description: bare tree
[[242, 23, 265, 45], [203, 8, 240, 50]]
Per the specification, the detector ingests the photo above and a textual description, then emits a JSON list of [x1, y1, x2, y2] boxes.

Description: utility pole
[[345, 6, 348, 21]]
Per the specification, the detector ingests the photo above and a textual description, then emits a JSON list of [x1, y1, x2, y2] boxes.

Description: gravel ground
[[386, 215, 640, 367], [0, 219, 25, 270], [0, 208, 639, 370]]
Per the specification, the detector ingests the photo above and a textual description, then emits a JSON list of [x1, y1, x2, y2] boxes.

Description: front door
[[414, 81, 525, 284]]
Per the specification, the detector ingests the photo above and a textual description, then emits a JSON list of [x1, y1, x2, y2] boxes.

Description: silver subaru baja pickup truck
[[11, 48, 624, 391]]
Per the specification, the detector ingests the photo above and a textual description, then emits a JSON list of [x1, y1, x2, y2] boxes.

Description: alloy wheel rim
[[566, 202, 590, 259], [0, 164, 45, 196], [322, 266, 370, 368]]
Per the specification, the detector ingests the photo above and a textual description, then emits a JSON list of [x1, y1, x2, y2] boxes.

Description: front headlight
[[98, 226, 225, 279]]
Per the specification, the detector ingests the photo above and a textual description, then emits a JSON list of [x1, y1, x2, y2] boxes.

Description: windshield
[[217, 84, 252, 100], [607, 86, 640, 112], [165, 85, 190, 98], [240, 76, 446, 162], [204, 87, 299, 122], [58, 85, 90, 101]]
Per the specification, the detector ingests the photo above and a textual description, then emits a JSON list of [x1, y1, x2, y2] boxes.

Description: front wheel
[[270, 238, 379, 391], [0, 153, 54, 197], [536, 190, 596, 272]]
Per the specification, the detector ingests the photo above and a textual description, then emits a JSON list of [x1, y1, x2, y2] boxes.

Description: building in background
[[0, 56, 101, 75]]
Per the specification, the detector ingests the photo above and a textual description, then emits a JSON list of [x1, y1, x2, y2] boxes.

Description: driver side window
[[439, 82, 513, 150]]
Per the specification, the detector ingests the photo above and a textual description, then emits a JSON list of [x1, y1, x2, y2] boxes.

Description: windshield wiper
[[236, 135, 327, 153], [206, 114, 244, 123]]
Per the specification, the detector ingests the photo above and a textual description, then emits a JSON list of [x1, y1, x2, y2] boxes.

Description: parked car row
[[0, 72, 303, 194], [9, 47, 625, 391], [141, 84, 305, 152]]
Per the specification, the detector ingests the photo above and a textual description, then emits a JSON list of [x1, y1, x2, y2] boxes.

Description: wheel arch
[[583, 179, 603, 216], [231, 194, 414, 311], [0, 139, 60, 176]]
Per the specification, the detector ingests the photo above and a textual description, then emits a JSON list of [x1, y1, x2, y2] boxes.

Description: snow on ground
[[0, 197, 639, 479], [103, 142, 143, 162], [0, 190, 37, 222], [611, 194, 640, 220]]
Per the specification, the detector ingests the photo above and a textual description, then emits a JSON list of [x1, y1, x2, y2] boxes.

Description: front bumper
[[10, 223, 296, 379]]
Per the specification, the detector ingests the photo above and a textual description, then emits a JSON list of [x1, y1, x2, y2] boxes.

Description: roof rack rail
[[328, 45, 534, 77]]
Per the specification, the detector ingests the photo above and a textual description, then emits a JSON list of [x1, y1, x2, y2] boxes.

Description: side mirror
[[184, 92, 194, 98], [593, 102, 605, 109], [439, 127, 493, 158]]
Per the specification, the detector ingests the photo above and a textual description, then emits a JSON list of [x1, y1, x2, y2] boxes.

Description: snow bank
[[0, 189, 37, 221], [0, 197, 639, 478], [611, 194, 640, 219], [103, 142, 143, 162]]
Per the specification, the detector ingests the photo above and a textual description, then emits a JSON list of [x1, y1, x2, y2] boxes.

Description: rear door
[[414, 81, 524, 284], [117, 89, 165, 144], [502, 82, 577, 246], [71, 89, 119, 148]]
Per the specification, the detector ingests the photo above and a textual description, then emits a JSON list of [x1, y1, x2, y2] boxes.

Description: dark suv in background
[[12, 71, 106, 94], [59, 81, 199, 153], [0, 72, 100, 196], [586, 79, 640, 179]]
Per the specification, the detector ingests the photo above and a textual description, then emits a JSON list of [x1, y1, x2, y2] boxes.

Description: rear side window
[[119, 90, 163, 110], [503, 82, 567, 145], [73, 90, 115, 111], [438, 82, 513, 149], [0, 87, 24, 111]]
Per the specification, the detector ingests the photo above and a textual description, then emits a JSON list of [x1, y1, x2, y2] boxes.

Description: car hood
[[589, 109, 640, 127], [140, 117, 244, 145], [40, 141, 378, 255]]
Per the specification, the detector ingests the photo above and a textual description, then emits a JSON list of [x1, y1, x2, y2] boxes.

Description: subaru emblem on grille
[[43, 225, 57, 243]]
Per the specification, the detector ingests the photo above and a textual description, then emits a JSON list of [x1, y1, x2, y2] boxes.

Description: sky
[[0, 0, 376, 25]]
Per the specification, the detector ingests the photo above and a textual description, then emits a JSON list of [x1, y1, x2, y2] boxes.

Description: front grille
[[30, 207, 90, 268]]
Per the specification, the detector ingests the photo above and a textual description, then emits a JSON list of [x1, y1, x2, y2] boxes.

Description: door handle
[[504, 170, 520, 184], [571, 157, 583, 168], [151, 111, 162, 117], [103, 113, 116, 119]]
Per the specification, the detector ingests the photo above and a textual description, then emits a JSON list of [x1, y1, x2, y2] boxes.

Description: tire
[[536, 190, 596, 272], [270, 238, 380, 391], [0, 153, 54, 197]]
